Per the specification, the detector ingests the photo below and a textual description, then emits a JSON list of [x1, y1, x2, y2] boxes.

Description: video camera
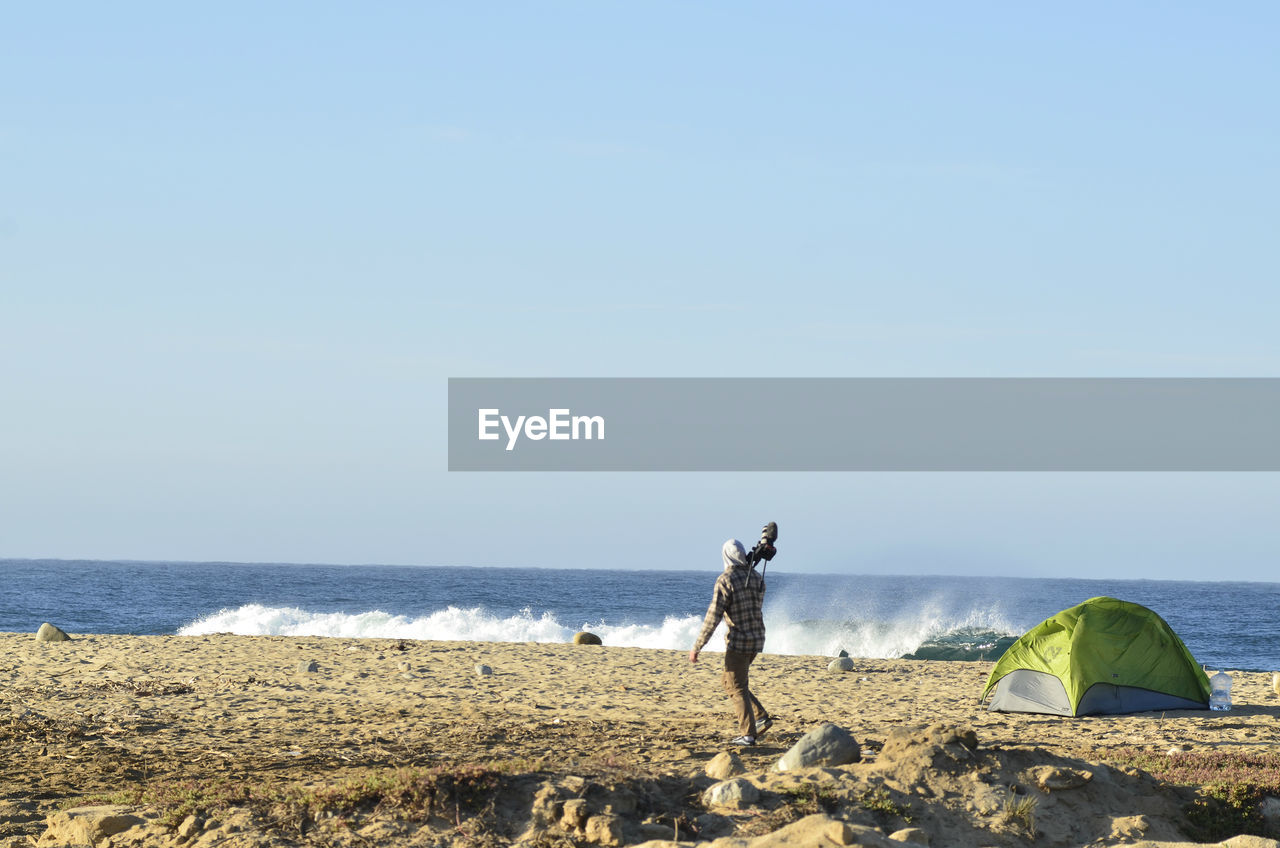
[[746, 521, 778, 568]]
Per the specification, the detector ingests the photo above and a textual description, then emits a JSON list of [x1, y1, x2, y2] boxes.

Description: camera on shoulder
[[746, 521, 778, 567]]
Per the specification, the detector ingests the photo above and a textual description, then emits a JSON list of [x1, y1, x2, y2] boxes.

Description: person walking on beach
[[689, 538, 772, 746]]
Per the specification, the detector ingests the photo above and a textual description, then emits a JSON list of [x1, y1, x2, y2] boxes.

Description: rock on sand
[[777, 723, 861, 772], [702, 778, 759, 809], [35, 623, 71, 642], [705, 750, 746, 780]]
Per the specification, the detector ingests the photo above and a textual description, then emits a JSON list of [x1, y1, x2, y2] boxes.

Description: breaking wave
[[178, 603, 1020, 660]]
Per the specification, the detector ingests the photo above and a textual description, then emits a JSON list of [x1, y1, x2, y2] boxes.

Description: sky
[[2, 3, 1278, 580]]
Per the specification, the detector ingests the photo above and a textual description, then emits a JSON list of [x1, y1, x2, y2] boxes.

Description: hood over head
[[722, 539, 748, 570]]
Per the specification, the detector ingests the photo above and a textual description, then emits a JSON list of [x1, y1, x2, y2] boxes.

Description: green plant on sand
[[1106, 748, 1280, 842], [76, 765, 503, 835], [856, 785, 911, 826], [1000, 788, 1037, 835]]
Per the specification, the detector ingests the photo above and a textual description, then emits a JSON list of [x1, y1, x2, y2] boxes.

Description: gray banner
[[447, 378, 1280, 471]]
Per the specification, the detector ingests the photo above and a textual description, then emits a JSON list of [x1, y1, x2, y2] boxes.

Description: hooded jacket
[[693, 539, 767, 653]]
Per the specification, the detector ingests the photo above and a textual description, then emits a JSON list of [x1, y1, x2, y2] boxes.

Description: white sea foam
[[178, 602, 1018, 657]]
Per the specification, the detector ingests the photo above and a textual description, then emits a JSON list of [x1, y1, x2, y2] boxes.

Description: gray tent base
[[986, 669, 1209, 716]]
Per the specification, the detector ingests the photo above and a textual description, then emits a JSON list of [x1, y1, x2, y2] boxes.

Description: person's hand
[[689, 648, 699, 663]]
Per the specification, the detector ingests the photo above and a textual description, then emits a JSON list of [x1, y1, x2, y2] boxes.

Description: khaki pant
[[723, 649, 770, 737]]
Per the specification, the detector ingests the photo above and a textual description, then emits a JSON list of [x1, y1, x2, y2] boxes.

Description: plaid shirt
[[693, 565, 766, 653]]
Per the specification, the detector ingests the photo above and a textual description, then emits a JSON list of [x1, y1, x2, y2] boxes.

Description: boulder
[[38, 806, 144, 846], [573, 631, 603, 645], [475, 664, 493, 677], [702, 777, 760, 809], [35, 623, 70, 642], [297, 660, 319, 673], [777, 723, 861, 772], [705, 750, 746, 780], [1273, 672, 1280, 697], [828, 656, 854, 673]]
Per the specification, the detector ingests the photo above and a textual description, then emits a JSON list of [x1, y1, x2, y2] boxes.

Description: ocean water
[[1, 559, 1277, 672]]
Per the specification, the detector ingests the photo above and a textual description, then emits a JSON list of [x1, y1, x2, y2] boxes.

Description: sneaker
[[753, 717, 774, 740], [730, 735, 756, 746]]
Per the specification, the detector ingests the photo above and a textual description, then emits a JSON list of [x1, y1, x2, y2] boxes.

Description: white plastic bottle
[[1209, 670, 1232, 711]]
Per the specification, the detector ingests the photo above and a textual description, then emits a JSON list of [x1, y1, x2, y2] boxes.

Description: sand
[[3, 632, 1280, 847]]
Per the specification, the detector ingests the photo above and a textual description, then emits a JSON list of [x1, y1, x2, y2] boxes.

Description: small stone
[[35, 623, 71, 642], [296, 660, 319, 673], [573, 631, 603, 645], [560, 798, 588, 830], [176, 815, 204, 839], [475, 664, 493, 677], [705, 750, 746, 780], [889, 827, 930, 844], [702, 777, 759, 809], [828, 656, 855, 673], [838, 648, 850, 658], [583, 814, 623, 846]]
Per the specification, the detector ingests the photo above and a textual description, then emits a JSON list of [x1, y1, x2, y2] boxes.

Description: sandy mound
[[32, 723, 1279, 848]]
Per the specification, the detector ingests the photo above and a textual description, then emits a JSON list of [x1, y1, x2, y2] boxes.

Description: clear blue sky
[[3, 3, 1278, 579]]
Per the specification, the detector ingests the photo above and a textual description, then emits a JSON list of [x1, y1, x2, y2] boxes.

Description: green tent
[[982, 596, 1210, 716]]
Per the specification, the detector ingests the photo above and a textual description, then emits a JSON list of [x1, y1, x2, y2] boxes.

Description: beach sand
[[3, 633, 1279, 847]]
